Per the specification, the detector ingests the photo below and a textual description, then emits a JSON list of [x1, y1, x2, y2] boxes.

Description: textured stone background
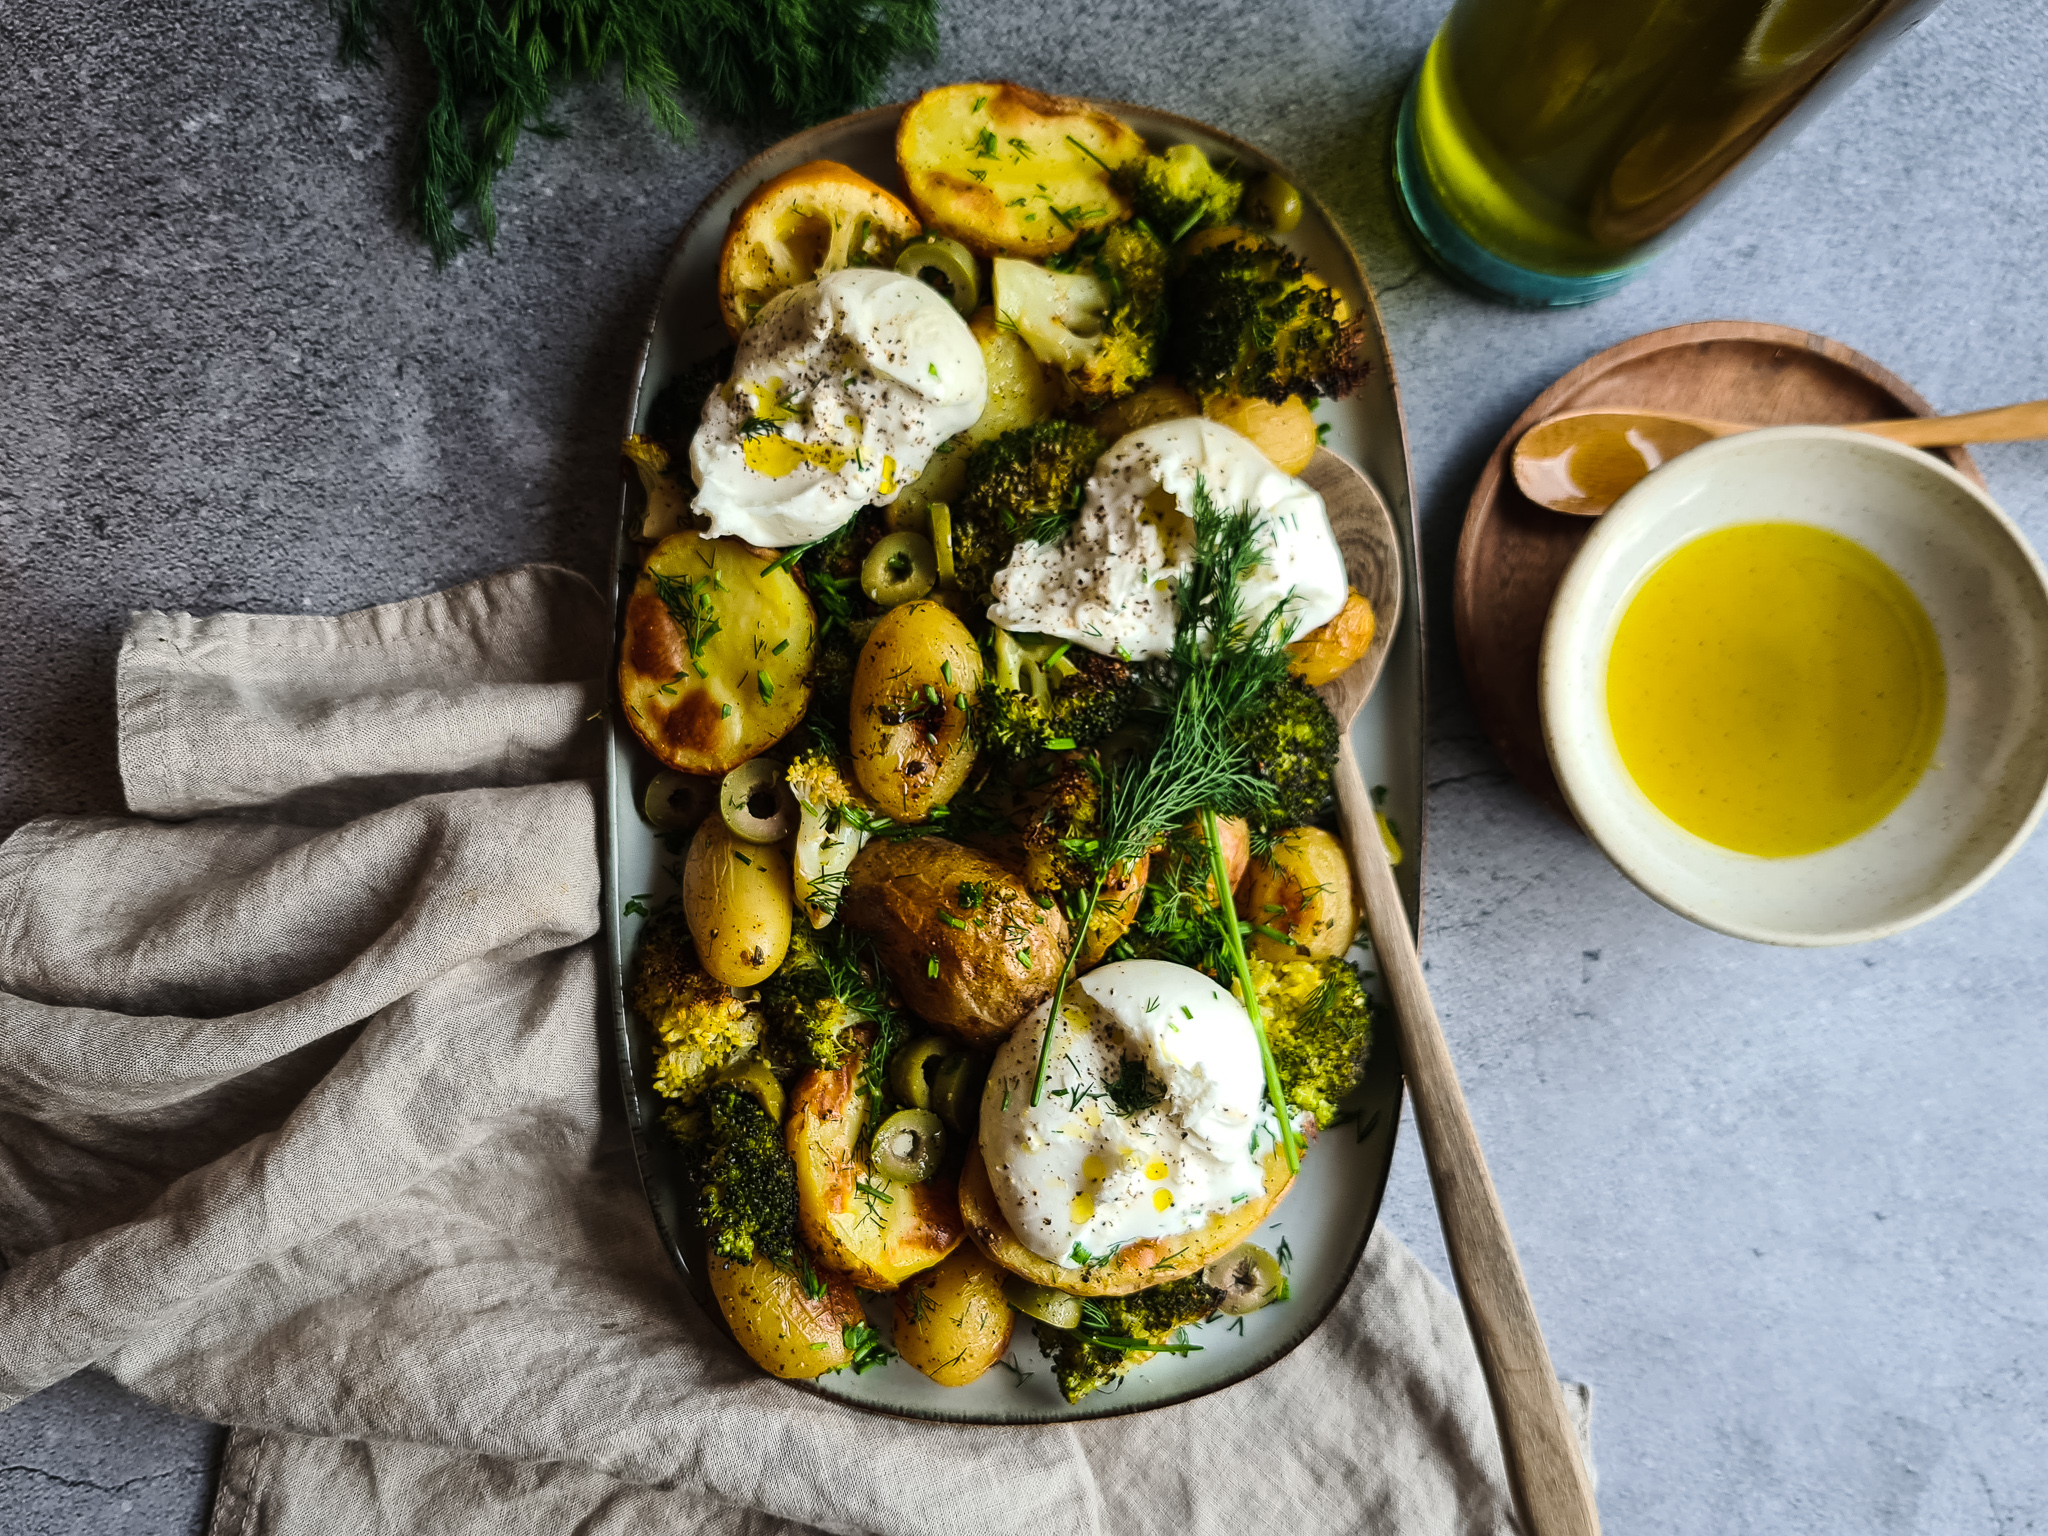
[[4, 0, 2046, 1531]]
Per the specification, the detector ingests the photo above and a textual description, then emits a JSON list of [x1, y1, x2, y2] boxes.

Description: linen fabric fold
[[0, 563, 1587, 1535]]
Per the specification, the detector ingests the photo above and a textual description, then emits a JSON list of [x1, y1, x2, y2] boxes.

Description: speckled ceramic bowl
[[1541, 426, 2048, 946]]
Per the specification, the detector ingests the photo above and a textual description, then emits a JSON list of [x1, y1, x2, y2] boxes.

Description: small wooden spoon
[[1303, 448, 1602, 1536], [1514, 398, 2048, 516]]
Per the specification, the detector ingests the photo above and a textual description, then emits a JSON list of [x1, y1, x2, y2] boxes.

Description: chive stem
[[1029, 875, 1103, 1106], [1204, 807, 1300, 1172]]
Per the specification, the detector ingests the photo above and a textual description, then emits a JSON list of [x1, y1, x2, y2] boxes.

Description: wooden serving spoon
[[1514, 398, 2048, 516], [1302, 449, 1602, 1536]]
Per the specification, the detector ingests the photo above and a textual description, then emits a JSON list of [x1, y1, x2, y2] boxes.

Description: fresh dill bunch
[[334, 0, 939, 265]]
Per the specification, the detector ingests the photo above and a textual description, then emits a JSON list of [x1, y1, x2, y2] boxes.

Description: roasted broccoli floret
[[682, 1081, 800, 1267], [1230, 673, 1340, 831], [1035, 1277, 1223, 1403], [1250, 953, 1373, 1130], [949, 421, 1108, 607], [754, 923, 862, 1074], [1123, 144, 1243, 242], [992, 221, 1170, 403], [1016, 751, 1105, 897], [976, 634, 1139, 764], [1168, 233, 1369, 404], [632, 912, 761, 1104]]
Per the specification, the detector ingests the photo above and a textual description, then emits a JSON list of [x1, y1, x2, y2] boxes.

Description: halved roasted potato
[[841, 837, 1070, 1048], [896, 82, 1146, 259], [958, 1143, 1295, 1297], [1287, 589, 1376, 686], [718, 160, 920, 337], [848, 600, 982, 821], [788, 1046, 966, 1290], [620, 531, 815, 775], [707, 1249, 864, 1379]]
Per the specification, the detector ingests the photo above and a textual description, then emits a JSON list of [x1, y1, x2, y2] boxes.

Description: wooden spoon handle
[[1850, 398, 2048, 447], [1336, 740, 1600, 1536]]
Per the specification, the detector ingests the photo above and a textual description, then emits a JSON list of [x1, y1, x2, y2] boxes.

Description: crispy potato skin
[[896, 82, 1145, 259], [1204, 393, 1318, 476], [787, 1048, 965, 1289], [1240, 825, 1357, 963], [707, 1250, 862, 1378], [959, 1144, 1296, 1297], [1286, 589, 1377, 687], [849, 602, 983, 821], [893, 1243, 1014, 1386], [842, 837, 1069, 1047], [718, 159, 920, 337], [620, 532, 814, 775], [683, 817, 793, 986]]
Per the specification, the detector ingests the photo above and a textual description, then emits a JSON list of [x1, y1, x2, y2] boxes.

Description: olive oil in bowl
[[1605, 522, 1945, 857]]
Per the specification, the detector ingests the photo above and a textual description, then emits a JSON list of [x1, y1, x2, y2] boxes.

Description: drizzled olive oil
[[1606, 523, 1944, 857]]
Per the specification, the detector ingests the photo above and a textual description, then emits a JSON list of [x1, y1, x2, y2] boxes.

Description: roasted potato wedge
[[896, 82, 1146, 259], [707, 1250, 863, 1378], [1077, 853, 1150, 966], [958, 1143, 1295, 1298], [788, 1046, 965, 1290], [620, 531, 815, 775], [682, 816, 793, 986], [849, 600, 982, 821], [1204, 393, 1318, 475], [1240, 825, 1357, 963], [718, 160, 920, 337], [841, 837, 1070, 1048], [888, 306, 1064, 531], [1287, 589, 1377, 687], [893, 1242, 1014, 1386]]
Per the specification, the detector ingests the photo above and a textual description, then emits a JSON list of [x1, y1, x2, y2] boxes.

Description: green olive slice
[[889, 1036, 950, 1110], [1001, 1275, 1082, 1329], [644, 769, 715, 831], [929, 501, 957, 584], [1247, 173, 1302, 234], [715, 1056, 786, 1127], [927, 1052, 984, 1133], [1203, 1241, 1288, 1315], [895, 236, 981, 316], [872, 1108, 946, 1184], [718, 758, 797, 844], [861, 531, 937, 608]]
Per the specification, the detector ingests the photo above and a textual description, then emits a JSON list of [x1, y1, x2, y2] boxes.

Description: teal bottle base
[[1392, 78, 1650, 309]]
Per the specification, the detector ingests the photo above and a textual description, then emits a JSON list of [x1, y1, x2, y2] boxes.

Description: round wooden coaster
[[1452, 320, 1985, 820]]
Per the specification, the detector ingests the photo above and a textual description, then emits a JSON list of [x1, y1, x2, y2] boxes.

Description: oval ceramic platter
[[602, 95, 1425, 1423]]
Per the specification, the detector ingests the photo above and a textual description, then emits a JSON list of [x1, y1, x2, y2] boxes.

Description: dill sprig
[[1025, 477, 1305, 1173], [334, 0, 939, 265]]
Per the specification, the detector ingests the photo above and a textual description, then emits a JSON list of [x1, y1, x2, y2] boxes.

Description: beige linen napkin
[[0, 564, 1591, 1535]]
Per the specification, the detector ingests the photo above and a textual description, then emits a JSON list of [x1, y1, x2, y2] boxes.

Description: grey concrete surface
[[4, 0, 2045, 1532]]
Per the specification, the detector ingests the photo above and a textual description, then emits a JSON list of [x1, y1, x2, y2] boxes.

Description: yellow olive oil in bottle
[[1394, 0, 1944, 305]]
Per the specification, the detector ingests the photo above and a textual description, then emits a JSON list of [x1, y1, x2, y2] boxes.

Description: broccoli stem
[[1028, 876, 1104, 1107], [1203, 807, 1301, 1173]]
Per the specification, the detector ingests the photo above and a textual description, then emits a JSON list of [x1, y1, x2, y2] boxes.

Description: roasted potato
[[958, 1144, 1295, 1298], [841, 837, 1070, 1047], [718, 160, 920, 337], [620, 531, 815, 775], [707, 1250, 863, 1379], [1089, 378, 1200, 443], [849, 601, 982, 821], [788, 1046, 965, 1289], [893, 1243, 1014, 1386], [1240, 825, 1357, 963], [896, 82, 1146, 259], [1287, 589, 1377, 687], [683, 817, 793, 986], [1077, 853, 1150, 966], [1204, 393, 1318, 475], [888, 306, 1064, 532]]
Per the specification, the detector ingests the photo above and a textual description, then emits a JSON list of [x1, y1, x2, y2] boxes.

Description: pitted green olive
[[715, 1056, 786, 1127], [644, 769, 716, 831], [862, 531, 938, 608], [895, 236, 981, 316], [1001, 1275, 1082, 1329], [872, 1108, 946, 1184], [1247, 173, 1302, 234], [889, 1036, 951, 1110], [718, 758, 798, 844]]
